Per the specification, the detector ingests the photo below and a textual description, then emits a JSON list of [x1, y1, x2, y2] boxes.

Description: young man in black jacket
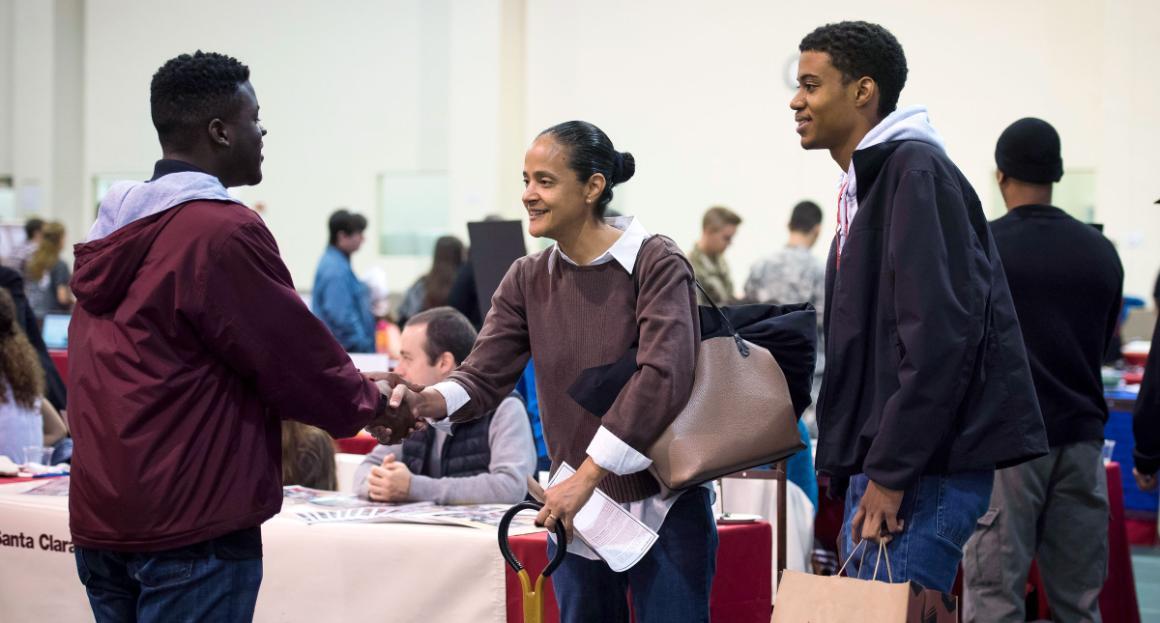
[[790, 21, 1048, 592], [962, 118, 1122, 622]]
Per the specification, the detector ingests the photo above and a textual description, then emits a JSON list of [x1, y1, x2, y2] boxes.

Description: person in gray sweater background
[[354, 307, 536, 504]]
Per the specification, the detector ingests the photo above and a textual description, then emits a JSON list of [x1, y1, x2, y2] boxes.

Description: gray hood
[[841, 105, 947, 206], [87, 172, 239, 242]]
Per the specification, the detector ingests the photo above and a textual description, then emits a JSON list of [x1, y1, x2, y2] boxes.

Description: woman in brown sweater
[[383, 121, 714, 622]]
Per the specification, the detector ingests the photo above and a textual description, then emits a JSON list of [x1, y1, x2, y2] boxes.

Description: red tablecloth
[[1126, 517, 1159, 547], [1099, 462, 1139, 623], [504, 521, 772, 623], [335, 434, 378, 455]]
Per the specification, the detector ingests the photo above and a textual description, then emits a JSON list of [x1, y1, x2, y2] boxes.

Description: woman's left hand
[[536, 458, 608, 542]]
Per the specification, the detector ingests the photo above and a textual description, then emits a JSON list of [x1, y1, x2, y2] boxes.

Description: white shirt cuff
[[585, 426, 652, 476], [431, 381, 470, 416]]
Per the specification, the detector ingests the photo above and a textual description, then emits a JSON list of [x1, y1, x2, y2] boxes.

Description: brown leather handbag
[[567, 252, 816, 491], [646, 284, 806, 490]]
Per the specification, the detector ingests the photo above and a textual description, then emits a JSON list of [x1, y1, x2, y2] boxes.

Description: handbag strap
[[692, 281, 749, 358], [631, 237, 749, 358]]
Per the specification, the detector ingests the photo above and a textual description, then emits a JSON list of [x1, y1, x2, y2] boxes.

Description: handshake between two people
[[361, 372, 451, 445]]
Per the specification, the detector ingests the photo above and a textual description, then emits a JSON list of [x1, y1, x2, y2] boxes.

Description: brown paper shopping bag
[[771, 541, 957, 623]]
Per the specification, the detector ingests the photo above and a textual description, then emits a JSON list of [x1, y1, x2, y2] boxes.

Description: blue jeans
[[547, 487, 718, 623], [839, 470, 993, 593], [75, 547, 262, 623]]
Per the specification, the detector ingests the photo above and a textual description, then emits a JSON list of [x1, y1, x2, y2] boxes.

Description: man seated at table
[[354, 307, 537, 504]]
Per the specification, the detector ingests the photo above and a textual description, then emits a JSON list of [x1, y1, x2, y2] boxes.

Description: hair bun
[[614, 151, 636, 184]]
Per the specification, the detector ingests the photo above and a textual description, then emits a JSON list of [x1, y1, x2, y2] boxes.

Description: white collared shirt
[[544, 215, 650, 277]]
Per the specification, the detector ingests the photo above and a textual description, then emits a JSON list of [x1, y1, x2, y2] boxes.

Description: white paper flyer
[[546, 463, 658, 572]]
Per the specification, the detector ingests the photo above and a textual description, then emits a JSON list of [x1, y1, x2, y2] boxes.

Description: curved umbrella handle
[[498, 500, 569, 577]]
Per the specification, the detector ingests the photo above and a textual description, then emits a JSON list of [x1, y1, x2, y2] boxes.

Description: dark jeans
[[547, 487, 718, 623], [839, 470, 993, 593], [75, 547, 262, 623]]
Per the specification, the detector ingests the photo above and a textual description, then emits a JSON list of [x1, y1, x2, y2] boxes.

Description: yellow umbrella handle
[[499, 501, 569, 623]]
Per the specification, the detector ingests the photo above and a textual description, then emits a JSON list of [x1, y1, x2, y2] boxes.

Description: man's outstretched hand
[[364, 372, 426, 445], [365, 370, 451, 425]]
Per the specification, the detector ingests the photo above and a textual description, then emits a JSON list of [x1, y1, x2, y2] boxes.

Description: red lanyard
[[836, 180, 850, 270]]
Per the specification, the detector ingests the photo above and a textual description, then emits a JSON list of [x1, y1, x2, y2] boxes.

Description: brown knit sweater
[[447, 235, 699, 503]]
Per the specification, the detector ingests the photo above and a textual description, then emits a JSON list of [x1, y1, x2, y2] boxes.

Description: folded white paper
[[548, 463, 659, 572]]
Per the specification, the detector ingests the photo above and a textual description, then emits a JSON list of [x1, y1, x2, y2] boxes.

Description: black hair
[[799, 21, 907, 118], [328, 209, 368, 246], [406, 306, 477, 366], [423, 236, 466, 310], [150, 51, 251, 150], [23, 218, 44, 240], [538, 121, 635, 217], [789, 200, 823, 232]]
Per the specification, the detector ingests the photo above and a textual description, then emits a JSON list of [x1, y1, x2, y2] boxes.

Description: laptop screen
[[41, 314, 70, 350]]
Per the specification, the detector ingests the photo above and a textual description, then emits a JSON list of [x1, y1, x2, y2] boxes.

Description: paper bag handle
[[837, 539, 894, 583]]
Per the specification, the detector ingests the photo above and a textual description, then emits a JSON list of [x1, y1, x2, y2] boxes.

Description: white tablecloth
[[336, 452, 364, 493], [0, 481, 508, 623], [717, 477, 816, 598]]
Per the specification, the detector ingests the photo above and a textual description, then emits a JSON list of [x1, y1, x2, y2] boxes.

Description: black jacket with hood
[[817, 115, 1048, 491]]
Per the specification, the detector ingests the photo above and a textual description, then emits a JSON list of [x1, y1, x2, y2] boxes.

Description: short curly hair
[[799, 21, 907, 118], [150, 51, 250, 149]]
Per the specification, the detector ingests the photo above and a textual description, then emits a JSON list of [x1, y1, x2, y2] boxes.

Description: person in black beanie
[[963, 117, 1123, 623]]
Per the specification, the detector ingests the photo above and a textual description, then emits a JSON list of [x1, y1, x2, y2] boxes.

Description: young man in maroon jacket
[[67, 51, 412, 622]]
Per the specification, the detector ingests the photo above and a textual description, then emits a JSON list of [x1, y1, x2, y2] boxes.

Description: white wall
[[52, 0, 84, 242], [524, 0, 1160, 299], [82, 0, 523, 290], [11, 0, 54, 218], [0, 0, 12, 177], [9, 0, 1159, 298], [1097, 0, 1160, 302], [0, 0, 84, 241]]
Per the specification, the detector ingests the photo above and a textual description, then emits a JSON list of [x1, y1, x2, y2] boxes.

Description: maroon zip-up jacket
[[68, 199, 381, 551]]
